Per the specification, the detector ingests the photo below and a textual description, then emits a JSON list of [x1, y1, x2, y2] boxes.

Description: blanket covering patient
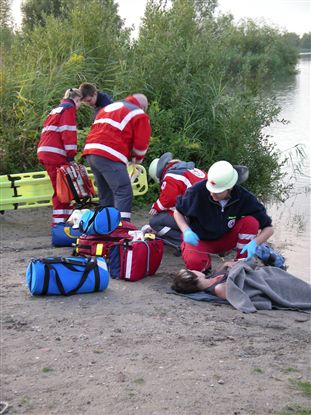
[[171, 260, 311, 313]]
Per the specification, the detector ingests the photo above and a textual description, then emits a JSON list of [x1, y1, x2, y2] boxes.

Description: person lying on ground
[[174, 160, 273, 272], [171, 260, 311, 313], [171, 261, 234, 299]]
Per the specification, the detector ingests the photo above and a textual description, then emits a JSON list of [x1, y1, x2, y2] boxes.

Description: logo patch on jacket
[[227, 219, 236, 228], [190, 168, 206, 178]]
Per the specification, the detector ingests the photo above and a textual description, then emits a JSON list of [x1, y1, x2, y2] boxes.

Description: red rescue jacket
[[37, 99, 78, 165], [152, 162, 208, 215], [82, 96, 151, 164]]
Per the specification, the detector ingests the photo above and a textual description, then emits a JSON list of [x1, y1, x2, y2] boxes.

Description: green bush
[[0, 0, 299, 201]]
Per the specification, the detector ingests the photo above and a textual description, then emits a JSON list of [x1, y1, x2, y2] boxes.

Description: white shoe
[[141, 224, 153, 234]]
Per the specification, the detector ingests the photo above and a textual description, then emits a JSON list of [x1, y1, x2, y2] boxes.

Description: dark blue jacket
[[175, 180, 272, 241], [95, 91, 113, 114]]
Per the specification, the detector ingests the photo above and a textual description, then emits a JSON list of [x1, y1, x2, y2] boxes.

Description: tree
[[0, 0, 12, 27], [21, 0, 63, 30], [300, 32, 311, 51]]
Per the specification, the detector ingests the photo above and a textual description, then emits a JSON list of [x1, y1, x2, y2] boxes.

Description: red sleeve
[[60, 107, 78, 158], [152, 178, 184, 213], [131, 115, 152, 163]]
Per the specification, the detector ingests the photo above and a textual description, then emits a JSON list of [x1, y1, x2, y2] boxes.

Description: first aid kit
[[74, 221, 138, 257], [26, 256, 109, 295], [109, 238, 164, 281], [56, 162, 96, 205]]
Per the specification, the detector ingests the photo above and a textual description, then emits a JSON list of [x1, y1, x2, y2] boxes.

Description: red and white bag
[[56, 162, 96, 204], [74, 221, 137, 257], [110, 239, 164, 281]]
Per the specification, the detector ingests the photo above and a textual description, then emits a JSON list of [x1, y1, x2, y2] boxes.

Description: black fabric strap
[[65, 173, 80, 203], [93, 263, 100, 292], [39, 257, 99, 296], [66, 258, 97, 295], [106, 208, 111, 233]]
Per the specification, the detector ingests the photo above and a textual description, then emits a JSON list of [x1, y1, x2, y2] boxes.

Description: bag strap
[[40, 257, 100, 296], [65, 172, 81, 203], [92, 207, 112, 234], [141, 241, 151, 275]]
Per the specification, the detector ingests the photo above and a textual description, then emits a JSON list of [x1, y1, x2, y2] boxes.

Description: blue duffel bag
[[51, 223, 83, 247], [26, 256, 109, 296], [79, 206, 121, 236]]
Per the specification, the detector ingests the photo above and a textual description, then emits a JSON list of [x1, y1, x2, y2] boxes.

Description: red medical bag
[[56, 162, 96, 204]]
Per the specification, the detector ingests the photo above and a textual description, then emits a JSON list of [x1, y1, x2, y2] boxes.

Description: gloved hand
[[183, 227, 199, 246], [149, 208, 157, 216], [66, 157, 75, 162], [241, 240, 257, 260]]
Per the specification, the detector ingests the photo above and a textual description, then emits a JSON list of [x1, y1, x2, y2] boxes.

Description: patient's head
[[171, 269, 204, 294]]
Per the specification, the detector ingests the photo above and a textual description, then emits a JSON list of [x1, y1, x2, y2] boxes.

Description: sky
[[11, 0, 311, 37]]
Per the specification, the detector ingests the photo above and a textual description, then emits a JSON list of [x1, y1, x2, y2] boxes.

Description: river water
[[264, 55, 310, 283]]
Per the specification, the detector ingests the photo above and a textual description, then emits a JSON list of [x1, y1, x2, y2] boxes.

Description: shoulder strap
[[40, 257, 100, 295]]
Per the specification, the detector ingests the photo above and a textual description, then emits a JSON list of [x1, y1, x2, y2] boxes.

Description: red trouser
[[44, 164, 73, 226], [181, 216, 259, 271]]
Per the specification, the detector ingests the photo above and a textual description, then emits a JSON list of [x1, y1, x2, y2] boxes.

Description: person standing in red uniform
[[147, 152, 208, 249], [37, 88, 81, 226], [83, 94, 151, 221]]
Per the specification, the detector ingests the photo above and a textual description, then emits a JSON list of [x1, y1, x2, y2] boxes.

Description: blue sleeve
[[175, 187, 196, 216], [96, 92, 113, 111]]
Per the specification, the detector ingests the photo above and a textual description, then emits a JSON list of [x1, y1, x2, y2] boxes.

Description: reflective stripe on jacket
[[152, 165, 208, 215], [37, 100, 78, 165], [83, 97, 151, 165]]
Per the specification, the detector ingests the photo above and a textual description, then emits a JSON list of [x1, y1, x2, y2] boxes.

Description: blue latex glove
[[241, 240, 257, 260], [183, 227, 200, 246]]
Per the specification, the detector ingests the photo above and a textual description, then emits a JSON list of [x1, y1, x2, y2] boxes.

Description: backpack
[[255, 243, 286, 269], [56, 162, 96, 206]]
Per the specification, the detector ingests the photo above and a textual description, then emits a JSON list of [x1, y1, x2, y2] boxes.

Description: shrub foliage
[[0, 0, 300, 200]]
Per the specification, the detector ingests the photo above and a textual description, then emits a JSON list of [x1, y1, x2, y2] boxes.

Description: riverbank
[[1, 207, 310, 415]]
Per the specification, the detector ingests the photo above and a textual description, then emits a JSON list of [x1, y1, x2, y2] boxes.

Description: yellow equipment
[[0, 164, 148, 212]]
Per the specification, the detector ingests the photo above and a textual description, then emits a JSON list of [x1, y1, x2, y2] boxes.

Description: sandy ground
[[1, 207, 310, 415]]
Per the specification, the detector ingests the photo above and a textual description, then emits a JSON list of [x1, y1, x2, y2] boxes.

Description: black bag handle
[[40, 257, 100, 296], [65, 172, 81, 203]]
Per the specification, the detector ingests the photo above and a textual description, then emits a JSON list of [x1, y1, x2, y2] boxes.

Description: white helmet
[[206, 161, 238, 193], [148, 158, 160, 183], [148, 152, 173, 183]]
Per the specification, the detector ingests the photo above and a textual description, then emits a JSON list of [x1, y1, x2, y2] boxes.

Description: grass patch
[[284, 367, 300, 373], [42, 367, 53, 373], [278, 405, 311, 415], [254, 368, 264, 373], [289, 379, 311, 396], [133, 378, 145, 385]]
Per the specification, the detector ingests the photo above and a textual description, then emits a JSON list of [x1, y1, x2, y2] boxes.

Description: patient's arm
[[214, 283, 227, 299]]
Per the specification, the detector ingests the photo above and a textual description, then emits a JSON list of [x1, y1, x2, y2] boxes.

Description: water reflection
[[264, 55, 310, 283]]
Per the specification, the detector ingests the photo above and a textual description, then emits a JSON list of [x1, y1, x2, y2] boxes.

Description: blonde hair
[[63, 88, 82, 100]]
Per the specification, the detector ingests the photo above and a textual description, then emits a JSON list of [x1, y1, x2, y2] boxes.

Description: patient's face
[[191, 270, 209, 290], [191, 269, 225, 290]]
